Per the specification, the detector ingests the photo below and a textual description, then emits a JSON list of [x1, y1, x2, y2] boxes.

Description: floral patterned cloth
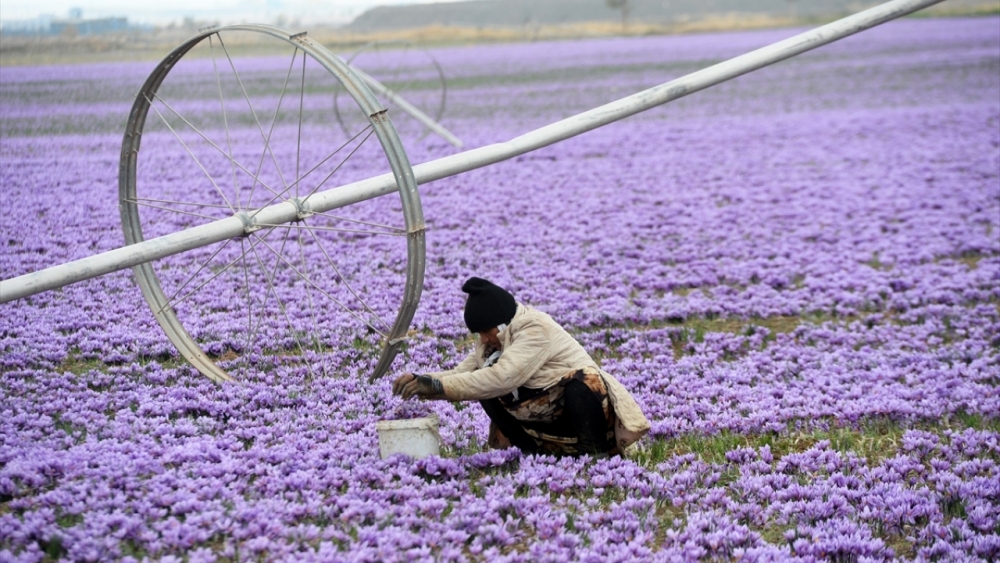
[[491, 367, 616, 455]]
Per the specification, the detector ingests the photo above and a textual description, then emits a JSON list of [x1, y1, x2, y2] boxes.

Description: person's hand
[[396, 374, 444, 400], [392, 373, 415, 396]]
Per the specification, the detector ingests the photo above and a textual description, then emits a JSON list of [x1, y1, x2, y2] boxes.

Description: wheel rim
[[119, 24, 424, 383]]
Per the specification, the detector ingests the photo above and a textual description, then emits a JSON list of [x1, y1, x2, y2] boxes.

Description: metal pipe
[[414, 0, 947, 184], [286, 0, 951, 230], [0, 0, 944, 304]]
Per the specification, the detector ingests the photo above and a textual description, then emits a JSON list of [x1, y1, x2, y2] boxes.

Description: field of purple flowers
[[2, 15, 999, 562]]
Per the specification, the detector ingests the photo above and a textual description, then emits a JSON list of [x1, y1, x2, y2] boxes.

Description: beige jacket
[[429, 304, 650, 449]]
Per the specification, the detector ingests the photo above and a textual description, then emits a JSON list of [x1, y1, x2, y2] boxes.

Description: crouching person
[[392, 277, 650, 457]]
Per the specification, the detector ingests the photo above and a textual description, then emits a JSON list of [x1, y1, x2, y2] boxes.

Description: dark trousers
[[479, 379, 611, 455]]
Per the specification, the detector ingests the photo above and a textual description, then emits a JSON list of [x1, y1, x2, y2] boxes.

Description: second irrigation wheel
[[334, 40, 449, 147], [119, 24, 424, 383]]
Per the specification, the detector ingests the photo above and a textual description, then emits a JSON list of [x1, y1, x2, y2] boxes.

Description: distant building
[[1, 15, 131, 36], [51, 17, 131, 35], [0, 16, 54, 35]]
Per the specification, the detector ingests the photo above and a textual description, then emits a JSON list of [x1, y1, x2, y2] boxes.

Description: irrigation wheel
[[119, 25, 424, 383], [334, 40, 449, 146]]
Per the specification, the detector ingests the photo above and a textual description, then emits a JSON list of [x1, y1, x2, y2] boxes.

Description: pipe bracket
[[236, 212, 262, 234], [289, 197, 314, 221]]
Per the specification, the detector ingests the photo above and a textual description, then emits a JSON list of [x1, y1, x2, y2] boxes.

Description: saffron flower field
[[2, 15, 999, 562]]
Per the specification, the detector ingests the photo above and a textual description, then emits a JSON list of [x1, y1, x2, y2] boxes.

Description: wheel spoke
[[248, 124, 374, 220], [239, 238, 254, 371], [156, 232, 271, 316], [296, 225, 328, 376], [299, 127, 375, 208], [307, 210, 407, 233], [387, 44, 420, 106], [217, 35, 292, 206], [145, 95, 236, 214], [209, 33, 241, 210], [296, 51, 306, 199], [303, 224, 392, 331], [132, 197, 234, 210], [127, 199, 226, 222], [255, 222, 406, 237], [246, 230, 317, 379], [243, 227, 289, 363], [156, 238, 235, 314], [253, 230, 389, 337], [150, 92, 284, 201], [245, 46, 301, 209]]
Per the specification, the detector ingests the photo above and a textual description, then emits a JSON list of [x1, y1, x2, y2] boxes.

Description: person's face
[[478, 327, 501, 349]]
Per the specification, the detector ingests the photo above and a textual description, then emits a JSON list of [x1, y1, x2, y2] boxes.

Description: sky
[[0, 0, 466, 27]]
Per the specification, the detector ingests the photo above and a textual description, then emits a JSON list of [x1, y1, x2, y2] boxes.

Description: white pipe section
[[0, 198, 312, 303], [409, 0, 947, 184], [0, 0, 944, 304], [300, 0, 951, 231]]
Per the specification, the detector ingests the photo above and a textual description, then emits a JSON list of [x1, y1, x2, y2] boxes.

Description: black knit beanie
[[462, 277, 516, 333]]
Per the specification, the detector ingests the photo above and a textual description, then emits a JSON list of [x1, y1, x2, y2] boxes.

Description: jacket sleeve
[[439, 322, 553, 401]]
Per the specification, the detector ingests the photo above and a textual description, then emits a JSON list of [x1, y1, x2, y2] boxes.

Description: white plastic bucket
[[376, 414, 441, 459]]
